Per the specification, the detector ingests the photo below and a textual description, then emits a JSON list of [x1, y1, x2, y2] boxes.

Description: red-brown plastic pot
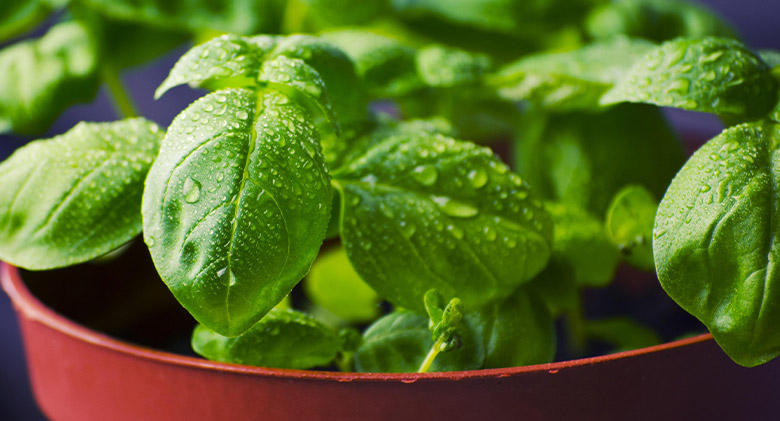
[[2, 262, 779, 421]]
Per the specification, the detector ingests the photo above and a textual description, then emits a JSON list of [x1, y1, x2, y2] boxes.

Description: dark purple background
[[1, 1, 779, 419]]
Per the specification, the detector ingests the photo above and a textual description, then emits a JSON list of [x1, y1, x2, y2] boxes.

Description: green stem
[[417, 337, 445, 373], [102, 66, 138, 119]]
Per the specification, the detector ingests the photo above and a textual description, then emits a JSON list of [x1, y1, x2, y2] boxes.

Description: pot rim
[[1, 261, 713, 382]]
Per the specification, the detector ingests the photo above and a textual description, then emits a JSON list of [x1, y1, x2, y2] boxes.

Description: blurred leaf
[[304, 246, 381, 324], [605, 185, 657, 271], [585, 317, 661, 352], [0, 21, 99, 134], [586, 0, 736, 42]]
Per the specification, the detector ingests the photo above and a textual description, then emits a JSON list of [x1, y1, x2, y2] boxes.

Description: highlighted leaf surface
[[143, 88, 331, 336], [0, 119, 162, 269], [333, 130, 552, 311], [654, 122, 780, 366]]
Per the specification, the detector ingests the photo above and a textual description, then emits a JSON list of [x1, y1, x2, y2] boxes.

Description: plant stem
[[566, 293, 586, 356], [102, 66, 139, 119], [417, 337, 445, 373]]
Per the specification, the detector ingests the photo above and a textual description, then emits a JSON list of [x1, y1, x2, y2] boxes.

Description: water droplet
[[412, 165, 438, 186], [483, 226, 497, 241], [467, 169, 488, 188], [236, 110, 249, 120], [183, 177, 201, 203], [447, 225, 464, 239], [432, 196, 479, 218]]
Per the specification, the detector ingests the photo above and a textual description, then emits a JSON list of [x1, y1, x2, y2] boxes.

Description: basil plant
[[0, 0, 778, 371]]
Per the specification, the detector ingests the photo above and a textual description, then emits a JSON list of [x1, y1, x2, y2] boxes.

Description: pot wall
[[3, 263, 780, 421]]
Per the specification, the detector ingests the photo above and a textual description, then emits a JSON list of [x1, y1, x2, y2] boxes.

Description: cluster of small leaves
[[3, 0, 780, 372]]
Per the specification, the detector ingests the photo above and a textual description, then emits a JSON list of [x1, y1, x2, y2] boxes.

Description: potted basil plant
[[1, 0, 780, 418]]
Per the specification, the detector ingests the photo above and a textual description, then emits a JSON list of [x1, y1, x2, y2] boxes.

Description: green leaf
[[585, 0, 736, 43], [269, 35, 366, 127], [0, 118, 162, 269], [584, 317, 661, 352], [80, 0, 284, 35], [490, 37, 655, 111], [601, 38, 778, 120], [514, 104, 684, 215], [480, 288, 556, 368], [333, 131, 552, 312], [258, 55, 339, 134], [92, 16, 189, 70], [605, 185, 657, 271], [0, 0, 53, 42], [654, 122, 780, 367], [0, 21, 99, 135], [156, 34, 364, 129], [304, 246, 380, 324], [354, 310, 485, 372], [415, 45, 491, 88], [300, 0, 389, 29], [545, 202, 619, 287], [525, 256, 579, 316], [321, 29, 424, 98], [758, 50, 780, 69], [155, 34, 276, 99], [142, 88, 332, 336], [191, 309, 343, 369]]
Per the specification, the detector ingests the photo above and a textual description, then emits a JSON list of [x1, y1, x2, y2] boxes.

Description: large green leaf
[[514, 104, 684, 215], [490, 37, 654, 111], [0, 119, 162, 269], [601, 38, 778, 120], [333, 129, 552, 312], [585, 0, 736, 42], [192, 309, 343, 369], [654, 122, 780, 367], [0, 21, 99, 135], [142, 88, 331, 336]]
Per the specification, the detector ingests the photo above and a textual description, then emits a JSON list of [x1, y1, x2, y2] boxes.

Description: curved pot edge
[[0, 261, 715, 382]]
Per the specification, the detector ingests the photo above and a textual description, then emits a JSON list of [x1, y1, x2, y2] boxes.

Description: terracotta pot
[[2, 262, 779, 421]]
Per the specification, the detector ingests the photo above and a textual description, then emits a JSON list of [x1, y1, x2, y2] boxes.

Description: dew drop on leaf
[[467, 168, 488, 188], [183, 177, 201, 203], [412, 165, 438, 186], [432, 196, 479, 218]]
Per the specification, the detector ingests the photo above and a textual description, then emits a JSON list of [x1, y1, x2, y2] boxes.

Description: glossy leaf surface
[[143, 89, 331, 336], [0, 21, 99, 134], [654, 122, 780, 366], [601, 38, 777, 120], [333, 130, 552, 312], [0, 119, 162, 269], [192, 309, 342, 369], [157, 34, 363, 128], [606, 185, 657, 271]]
